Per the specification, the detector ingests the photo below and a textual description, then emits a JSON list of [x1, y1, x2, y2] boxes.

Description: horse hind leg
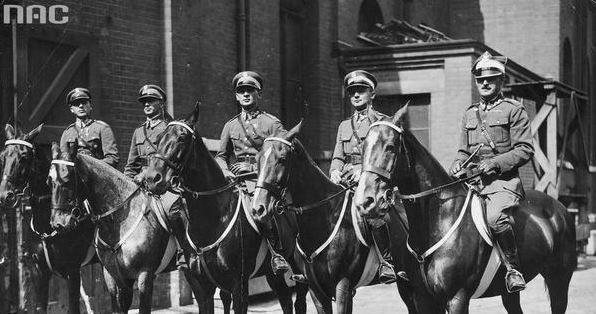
[[501, 291, 523, 314], [266, 273, 293, 314], [543, 270, 572, 314]]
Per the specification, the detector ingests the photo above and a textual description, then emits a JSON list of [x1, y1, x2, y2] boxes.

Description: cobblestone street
[[142, 255, 596, 313]]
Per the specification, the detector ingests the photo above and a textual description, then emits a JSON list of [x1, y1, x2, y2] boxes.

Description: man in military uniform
[[450, 52, 534, 293], [330, 70, 405, 284], [60, 88, 119, 167], [124, 84, 172, 183], [215, 71, 292, 275]]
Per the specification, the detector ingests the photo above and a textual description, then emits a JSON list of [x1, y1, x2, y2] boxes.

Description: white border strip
[[265, 137, 292, 147], [168, 121, 195, 134], [369, 121, 403, 133], [51, 160, 75, 167]]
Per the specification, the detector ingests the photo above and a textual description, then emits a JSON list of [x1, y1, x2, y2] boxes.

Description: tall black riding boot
[[169, 207, 200, 273], [372, 224, 401, 284], [494, 226, 526, 293], [266, 226, 291, 276]]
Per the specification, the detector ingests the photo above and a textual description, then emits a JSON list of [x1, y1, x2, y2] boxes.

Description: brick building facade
[[1, 0, 594, 312]]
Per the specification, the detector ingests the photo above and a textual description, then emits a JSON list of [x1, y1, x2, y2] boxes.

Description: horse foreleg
[[232, 278, 249, 314], [66, 271, 81, 314], [220, 289, 232, 314], [33, 267, 50, 314], [394, 280, 417, 314], [335, 278, 354, 314], [446, 290, 470, 314], [294, 282, 309, 314], [137, 271, 155, 314], [102, 268, 133, 313], [189, 274, 216, 314], [500, 292, 523, 314], [265, 273, 293, 314], [308, 288, 332, 314]]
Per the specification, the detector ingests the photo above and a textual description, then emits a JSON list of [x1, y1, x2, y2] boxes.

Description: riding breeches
[[483, 190, 520, 233]]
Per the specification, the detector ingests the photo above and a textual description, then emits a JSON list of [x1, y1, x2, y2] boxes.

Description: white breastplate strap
[[5, 139, 33, 148], [167, 121, 195, 136], [186, 192, 242, 255], [51, 160, 75, 167], [296, 190, 350, 263], [369, 121, 403, 133], [407, 189, 471, 261], [265, 137, 293, 147], [95, 202, 147, 251]]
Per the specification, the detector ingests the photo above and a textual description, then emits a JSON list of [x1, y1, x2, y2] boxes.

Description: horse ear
[[51, 142, 60, 160], [24, 123, 44, 142], [5, 124, 15, 140], [392, 103, 409, 125], [186, 101, 200, 125], [283, 119, 303, 141], [66, 141, 78, 161]]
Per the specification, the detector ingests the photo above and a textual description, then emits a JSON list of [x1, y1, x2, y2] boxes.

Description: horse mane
[[400, 126, 452, 181], [291, 138, 336, 186], [77, 154, 137, 193]]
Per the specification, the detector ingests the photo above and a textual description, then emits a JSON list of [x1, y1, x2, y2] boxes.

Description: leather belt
[[345, 154, 362, 165]]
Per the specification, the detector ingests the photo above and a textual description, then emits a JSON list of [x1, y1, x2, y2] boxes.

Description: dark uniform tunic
[[453, 95, 534, 230], [330, 106, 388, 175], [124, 119, 168, 178], [60, 119, 119, 168], [215, 109, 285, 171]]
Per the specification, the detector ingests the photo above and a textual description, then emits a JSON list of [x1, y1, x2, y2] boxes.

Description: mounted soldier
[[124, 84, 173, 183], [60, 87, 119, 168], [214, 71, 292, 275], [330, 70, 407, 284], [450, 51, 534, 293]]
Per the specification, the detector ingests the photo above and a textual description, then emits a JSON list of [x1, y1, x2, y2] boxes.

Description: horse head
[[252, 120, 302, 224], [354, 105, 410, 219], [0, 124, 43, 208], [145, 105, 200, 195], [48, 141, 87, 232]]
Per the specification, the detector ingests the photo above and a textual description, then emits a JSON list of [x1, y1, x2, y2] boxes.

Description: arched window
[[358, 0, 384, 34]]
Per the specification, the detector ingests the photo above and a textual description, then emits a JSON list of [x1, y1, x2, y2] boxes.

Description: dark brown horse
[[143, 107, 307, 314], [0, 124, 96, 314], [354, 106, 577, 314], [48, 142, 202, 313], [251, 122, 416, 314]]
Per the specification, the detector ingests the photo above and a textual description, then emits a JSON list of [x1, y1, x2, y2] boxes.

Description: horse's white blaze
[[252, 147, 273, 210]]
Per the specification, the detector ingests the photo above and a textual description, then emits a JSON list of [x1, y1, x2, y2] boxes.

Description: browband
[[167, 121, 195, 135], [51, 160, 75, 167], [369, 121, 403, 133], [265, 137, 293, 147], [4, 139, 33, 149]]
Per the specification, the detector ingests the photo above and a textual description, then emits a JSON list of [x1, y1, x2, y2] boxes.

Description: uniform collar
[[145, 116, 164, 129], [353, 106, 372, 122], [241, 108, 261, 121], [76, 118, 94, 128], [480, 93, 504, 110]]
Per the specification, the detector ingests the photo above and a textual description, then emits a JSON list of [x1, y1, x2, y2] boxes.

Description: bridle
[[50, 159, 140, 229], [363, 121, 482, 202], [256, 137, 356, 215], [151, 121, 246, 197], [1, 139, 36, 208]]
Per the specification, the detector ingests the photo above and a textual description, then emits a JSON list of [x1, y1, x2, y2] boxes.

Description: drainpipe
[[238, 0, 247, 70], [164, 0, 174, 116], [12, 18, 18, 124]]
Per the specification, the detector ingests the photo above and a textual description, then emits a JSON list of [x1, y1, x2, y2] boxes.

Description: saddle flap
[[470, 191, 493, 246]]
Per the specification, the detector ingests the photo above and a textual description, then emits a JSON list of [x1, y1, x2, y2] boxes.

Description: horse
[[250, 121, 417, 314], [0, 124, 97, 314], [143, 106, 308, 314], [353, 106, 577, 314], [47, 141, 205, 314]]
